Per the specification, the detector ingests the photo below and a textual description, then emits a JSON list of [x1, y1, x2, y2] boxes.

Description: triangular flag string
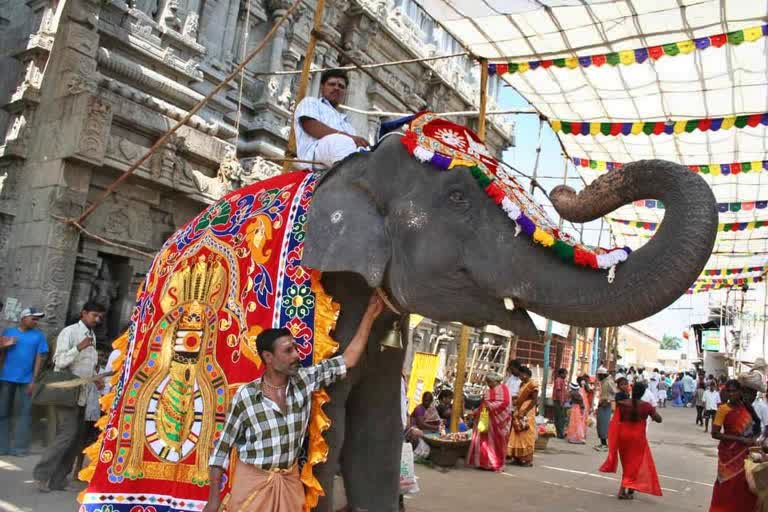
[[572, 157, 768, 176], [489, 24, 768, 76], [610, 218, 768, 232], [551, 113, 768, 137]]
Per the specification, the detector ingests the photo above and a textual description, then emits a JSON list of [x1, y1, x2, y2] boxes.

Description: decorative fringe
[[301, 271, 341, 511], [400, 130, 632, 272], [77, 330, 130, 502]]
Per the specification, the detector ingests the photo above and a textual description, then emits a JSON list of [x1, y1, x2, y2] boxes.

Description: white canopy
[[416, 0, 768, 291]]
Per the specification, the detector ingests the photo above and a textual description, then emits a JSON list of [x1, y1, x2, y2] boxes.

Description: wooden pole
[[283, 0, 326, 172], [450, 325, 471, 432], [477, 58, 488, 141]]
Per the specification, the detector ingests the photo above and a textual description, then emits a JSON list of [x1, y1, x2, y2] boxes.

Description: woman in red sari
[[709, 378, 760, 512], [466, 372, 512, 472], [599, 382, 663, 500]]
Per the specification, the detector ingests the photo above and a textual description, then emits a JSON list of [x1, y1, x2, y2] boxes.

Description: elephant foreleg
[[313, 374, 355, 512], [342, 347, 404, 512]]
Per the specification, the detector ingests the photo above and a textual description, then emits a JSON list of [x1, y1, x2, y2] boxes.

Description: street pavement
[[0, 406, 717, 511]]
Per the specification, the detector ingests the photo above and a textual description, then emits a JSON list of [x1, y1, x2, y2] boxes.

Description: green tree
[[660, 334, 683, 350]]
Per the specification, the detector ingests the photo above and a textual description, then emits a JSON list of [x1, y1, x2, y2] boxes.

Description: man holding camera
[[33, 301, 106, 492]]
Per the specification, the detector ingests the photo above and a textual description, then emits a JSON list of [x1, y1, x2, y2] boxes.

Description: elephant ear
[[303, 163, 390, 288]]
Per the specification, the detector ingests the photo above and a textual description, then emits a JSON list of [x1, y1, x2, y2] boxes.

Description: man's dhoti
[[227, 460, 304, 512], [313, 133, 359, 169]]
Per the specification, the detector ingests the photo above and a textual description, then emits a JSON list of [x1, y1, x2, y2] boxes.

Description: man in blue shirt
[[0, 307, 48, 456]]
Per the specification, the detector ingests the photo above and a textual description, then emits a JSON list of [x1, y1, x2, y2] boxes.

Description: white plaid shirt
[[209, 356, 347, 470], [294, 97, 356, 162]]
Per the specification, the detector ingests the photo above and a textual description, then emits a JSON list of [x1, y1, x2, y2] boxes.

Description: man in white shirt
[[702, 382, 722, 433], [294, 69, 369, 170], [681, 372, 696, 407], [33, 301, 105, 492], [505, 359, 522, 405]]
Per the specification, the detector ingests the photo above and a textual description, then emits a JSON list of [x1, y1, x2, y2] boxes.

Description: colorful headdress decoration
[[399, 113, 631, 276]]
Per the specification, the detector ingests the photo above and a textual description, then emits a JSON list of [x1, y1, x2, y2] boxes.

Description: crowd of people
[[415, 357, 767, 510]]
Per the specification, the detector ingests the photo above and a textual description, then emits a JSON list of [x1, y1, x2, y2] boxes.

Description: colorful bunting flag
[[627, 199, 768, 212], [687, 275, 764, 294], [702, 266, 764, 277], [610, 218, 768, 232], [488, 24, 768, 76], [572, 157, 768, 176], [551, 113, 768, 137]]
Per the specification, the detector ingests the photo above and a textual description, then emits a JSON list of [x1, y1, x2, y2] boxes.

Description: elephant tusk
[[504, 297, 515, 311]]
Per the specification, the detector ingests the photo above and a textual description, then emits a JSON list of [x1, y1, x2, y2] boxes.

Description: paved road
[[0, 406, 718, 511]]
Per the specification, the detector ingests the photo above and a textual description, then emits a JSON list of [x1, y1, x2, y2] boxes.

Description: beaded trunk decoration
[[401, 112, 632, 273], [79, 171, 337, 512]]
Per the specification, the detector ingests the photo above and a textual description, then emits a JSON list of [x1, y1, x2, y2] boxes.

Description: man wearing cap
[[0, 307, 48, 456], [33, 301, 105, 492]]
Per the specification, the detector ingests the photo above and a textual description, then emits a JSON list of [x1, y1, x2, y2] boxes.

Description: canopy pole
[[477, 58, 488, 141], [539, 158, 570, 409], [450, 325, 471, 432], [283, 0, 326, 172]]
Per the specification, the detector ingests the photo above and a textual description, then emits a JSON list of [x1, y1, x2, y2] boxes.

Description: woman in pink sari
[[466, 372, 512, 472], [566, 383, 587, 444]]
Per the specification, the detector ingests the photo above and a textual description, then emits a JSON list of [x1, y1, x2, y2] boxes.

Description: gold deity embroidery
[[113, 254, 229, 485]]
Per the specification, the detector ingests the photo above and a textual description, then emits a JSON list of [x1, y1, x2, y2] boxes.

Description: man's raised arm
[[342, 293, 385, 369]]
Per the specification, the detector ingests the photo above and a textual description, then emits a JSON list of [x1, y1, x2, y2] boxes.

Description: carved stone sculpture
[[90, 262, 119, 314]]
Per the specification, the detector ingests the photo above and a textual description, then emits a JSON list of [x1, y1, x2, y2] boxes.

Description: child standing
[[702, 382, 722, 432], [694, 382, 706, 426]]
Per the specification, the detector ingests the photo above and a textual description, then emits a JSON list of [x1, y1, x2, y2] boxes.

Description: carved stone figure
[[90, 262, 119, 314]]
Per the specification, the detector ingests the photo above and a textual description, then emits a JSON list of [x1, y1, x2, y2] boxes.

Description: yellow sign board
[[407, 352, 439, 415]]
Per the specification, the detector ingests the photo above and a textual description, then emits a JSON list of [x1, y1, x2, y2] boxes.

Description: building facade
[[0, 0, 513, 343]]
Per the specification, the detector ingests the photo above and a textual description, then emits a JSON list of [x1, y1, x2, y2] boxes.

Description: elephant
[[301, 131, 717, 511]]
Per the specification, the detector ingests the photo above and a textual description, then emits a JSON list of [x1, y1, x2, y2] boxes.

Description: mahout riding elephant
[[80, 114, 717, 512]]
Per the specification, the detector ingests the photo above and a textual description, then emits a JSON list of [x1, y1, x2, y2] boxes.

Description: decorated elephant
[[80, 113, 717, 512]]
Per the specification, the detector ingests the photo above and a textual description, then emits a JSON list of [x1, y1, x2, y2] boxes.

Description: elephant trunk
[[511, 159, 717, 327]]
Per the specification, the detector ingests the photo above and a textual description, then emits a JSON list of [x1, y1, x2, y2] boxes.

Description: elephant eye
[[449, 190, 466, 203]]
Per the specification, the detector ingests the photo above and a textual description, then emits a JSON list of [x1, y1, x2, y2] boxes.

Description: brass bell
[[379, 321, 403, 351]]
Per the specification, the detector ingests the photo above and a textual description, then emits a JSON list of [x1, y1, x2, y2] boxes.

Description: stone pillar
[[0, 0, 108, 337]]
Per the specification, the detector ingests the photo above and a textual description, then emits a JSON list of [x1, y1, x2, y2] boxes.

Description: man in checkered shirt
[[203, 293, 384, 512]]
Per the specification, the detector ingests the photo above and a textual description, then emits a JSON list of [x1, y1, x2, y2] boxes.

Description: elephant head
[[304, 131, 718, 332]]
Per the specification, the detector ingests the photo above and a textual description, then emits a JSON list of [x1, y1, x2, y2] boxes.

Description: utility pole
[[539, 320, 554, 410]]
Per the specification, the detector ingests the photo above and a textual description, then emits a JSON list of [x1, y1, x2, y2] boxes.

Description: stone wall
[[0, 0, 513, 341]]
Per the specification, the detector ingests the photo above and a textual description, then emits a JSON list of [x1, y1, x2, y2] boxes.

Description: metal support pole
[[477, 58, 488, 141], [450, 325, 471, 432], [539, 320, 554, 410], [763, 282, 767, 359], [283, 0, 326, 171], [567, 327, 578, 383], [591, 328, 601, 374]]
